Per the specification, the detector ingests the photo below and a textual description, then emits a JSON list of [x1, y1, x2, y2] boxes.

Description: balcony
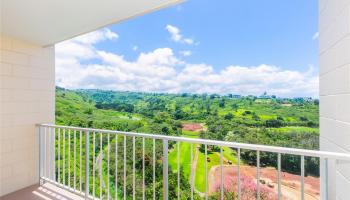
[[2, 0, 350, 198], [2, 124, 350, 200]]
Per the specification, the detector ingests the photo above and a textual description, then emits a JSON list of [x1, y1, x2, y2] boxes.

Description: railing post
[[325, 158, 328, 200], [301, 156, 305, 200], [237, 148, 241, 200], [322, 158, 329, 200], [52, 127, 56, 182], [85, 131, 89, 198], [163, 139, 168, 200], [38, 125, 43, 185], [277, 153, 281, 200]]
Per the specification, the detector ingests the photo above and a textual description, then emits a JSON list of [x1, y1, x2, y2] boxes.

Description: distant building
[[303, 97, 313, 102], [231, 94, 241, 98], [258, 91, 272, 99]]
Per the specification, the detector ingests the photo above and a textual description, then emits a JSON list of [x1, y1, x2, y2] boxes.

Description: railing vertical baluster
[[153, 138, 156, 200], [74, 130, 76, 191], [48, 127, 51, 180], [163, 140, 168, 200], [45, 127, 47, 181], [85, 131, 90, 198], [39, 126, 43, 184], [220, 146, 224, 200], [68, 129, 71, 188], [278, 153, 281, 200], [257, 150, 260, 200], [124, 135, 126, 200], [79, 130, 82, 191], [301, 155, 305, 200], [52, 128, 56, 181], [63, 129, 66, 186], [205, 144, 208, 200], [37, 124, 350, 200], [100, 133, 103, 200], [43, 127, 46, 180], [237, 148, 241, 200], [143, 137, 145, 200], [93, 132, 96, 199], [57, 128, 60, 184], [108, 133, 110, 199], [177, 142, 180, 200], [323, 158, 329, 200], [190, 143, 194, 200], [133, 136, 136, 200], [115, 134, 118, 200]]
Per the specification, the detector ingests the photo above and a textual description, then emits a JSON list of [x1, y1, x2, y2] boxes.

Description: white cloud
[[56, 28, 319, 98], [73, 28, 118, 45], [183, 38, 194, 45], [132, 45, 138, 51], [179, 50, 192, 57], [166, 25, 181, 41], [312, 32, 319, 40], [165, 24, 194, 45]]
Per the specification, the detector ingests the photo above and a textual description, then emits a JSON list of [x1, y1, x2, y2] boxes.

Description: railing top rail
[[37, 123, 350, 161]]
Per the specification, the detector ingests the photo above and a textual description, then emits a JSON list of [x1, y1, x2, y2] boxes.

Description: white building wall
[[319, 0, 350, 199], [0, 35, 55, 196]]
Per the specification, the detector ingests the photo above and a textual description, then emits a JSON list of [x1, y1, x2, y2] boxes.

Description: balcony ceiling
[[1, 0, 183, 46]]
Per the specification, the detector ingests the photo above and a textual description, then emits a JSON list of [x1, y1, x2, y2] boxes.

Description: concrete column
[[319, 0, 350, 199], [0, 35, 55, 196]]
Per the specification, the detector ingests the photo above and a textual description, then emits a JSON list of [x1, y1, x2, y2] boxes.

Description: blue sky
[[56, 0, 319, 97], [98, 0, 318, 72]]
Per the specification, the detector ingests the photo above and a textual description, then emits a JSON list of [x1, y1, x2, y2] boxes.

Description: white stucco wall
[[0, 35, 55, 196], [320, 0, 350, 199]]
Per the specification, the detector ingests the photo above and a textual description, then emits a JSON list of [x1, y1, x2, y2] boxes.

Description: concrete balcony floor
[[1, 183, 84, 200]]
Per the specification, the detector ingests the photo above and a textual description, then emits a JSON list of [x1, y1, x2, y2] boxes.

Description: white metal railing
[[38, 124, 350, 200]]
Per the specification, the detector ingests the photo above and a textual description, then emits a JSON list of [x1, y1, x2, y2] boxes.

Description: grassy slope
[[56, 89, 145, 128], [169, 131, 198, 181], [168, 131, 239, 193], [194, 147, 238, 192]]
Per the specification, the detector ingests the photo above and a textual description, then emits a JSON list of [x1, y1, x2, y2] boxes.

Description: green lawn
[[182, 130, 202, 138], [169, 131, 199, 178], [169, 141, 196, 179], [270, 126, 319, 133], [194, 146, 238, 193], [195, 149, 220, 192], [169, 130, 239, 193], [222, 147, 238, 164]]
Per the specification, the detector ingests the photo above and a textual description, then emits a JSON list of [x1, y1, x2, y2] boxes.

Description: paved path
[[191, 145, 206, 197], [95, 145, 107, 198]]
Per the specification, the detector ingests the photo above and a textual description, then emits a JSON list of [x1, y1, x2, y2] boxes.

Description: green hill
[[55, 87, 320, 194]]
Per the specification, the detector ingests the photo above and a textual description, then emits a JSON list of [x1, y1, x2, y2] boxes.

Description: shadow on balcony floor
[[1, 182, 84, 200]]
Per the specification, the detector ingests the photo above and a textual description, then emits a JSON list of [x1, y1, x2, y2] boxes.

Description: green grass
[[194, 146, 238, 193], [169, 130, 240, 193], [270, 126, 319, 133], [221, 147, 238, 164], [182, 130, 201, 138], [195, 148, 221, 192], [169, 131, 199, 178], [169, 141, 196, 179]]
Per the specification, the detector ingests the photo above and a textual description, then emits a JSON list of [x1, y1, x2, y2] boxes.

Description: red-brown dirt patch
[[209, 165, 320, 200], [182, 123, 204, 132]]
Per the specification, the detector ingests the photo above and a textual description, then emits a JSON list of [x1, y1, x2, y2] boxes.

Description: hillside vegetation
[[55, 87, 319, 198]]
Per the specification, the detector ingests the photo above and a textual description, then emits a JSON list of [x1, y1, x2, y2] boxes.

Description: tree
[[265, 119, 283, 128], [231, 104, 238, 111], [224, 113, 234, 120], [219, 98, 225, 108]]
